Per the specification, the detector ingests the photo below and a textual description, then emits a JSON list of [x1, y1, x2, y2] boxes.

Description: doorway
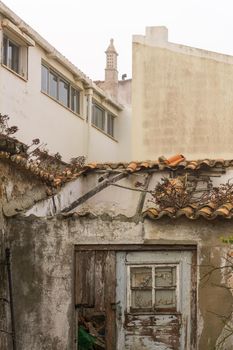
[[75, 245, 196, 350]]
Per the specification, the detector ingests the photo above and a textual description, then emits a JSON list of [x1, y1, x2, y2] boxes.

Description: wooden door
[[116, 251, 193, 350], [75, 250, 116, 349]]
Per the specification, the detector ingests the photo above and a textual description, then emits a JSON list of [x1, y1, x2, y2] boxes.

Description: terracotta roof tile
[[143, 201, 233, 220], [165, 154, 185, 166], [80, 158, 233, 173], [2, 150, 233, 188], [126, 162, 139, 172]]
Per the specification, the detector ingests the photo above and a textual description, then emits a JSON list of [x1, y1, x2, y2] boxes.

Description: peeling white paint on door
[[116, 251, 192, 349]]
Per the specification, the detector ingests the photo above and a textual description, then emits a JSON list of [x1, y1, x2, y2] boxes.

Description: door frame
[[74, 244, 197, 349]]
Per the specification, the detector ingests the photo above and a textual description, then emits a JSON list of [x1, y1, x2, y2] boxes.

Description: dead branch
[[200, 264, 233, 283], [111, 183, 152, 193]]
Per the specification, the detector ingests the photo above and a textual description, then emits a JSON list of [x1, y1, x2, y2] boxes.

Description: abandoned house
[[2, 2, 233, 350], [0, 134, 233, 350]]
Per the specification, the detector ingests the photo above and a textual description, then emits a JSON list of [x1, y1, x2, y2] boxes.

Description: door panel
[[75, 250, 116, 350], [116, 251, 192, 350]]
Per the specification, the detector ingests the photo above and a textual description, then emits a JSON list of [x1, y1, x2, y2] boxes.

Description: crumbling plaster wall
[[0, 160, 48, 217], [0, 176, 8, 350], [0, 160, 50, 349], [8, 215, 143, 350], [6, 213, 233, 350], [3, 168, 233, 349], [145, 218, 233, 349]]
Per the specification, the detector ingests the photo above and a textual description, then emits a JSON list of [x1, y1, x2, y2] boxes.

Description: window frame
[[2, 33, 28, 79], [92, 101, 117, 139], [41, 62, 81, 116], [92, 103, 106, 131], [70, 86, 80, 115], [127, 263, 179, 314], [107, 112, 115, 138]]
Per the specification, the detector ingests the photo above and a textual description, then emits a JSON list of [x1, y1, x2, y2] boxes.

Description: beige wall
[[118, 79, 131, 106], [132, 27, 233, 160]]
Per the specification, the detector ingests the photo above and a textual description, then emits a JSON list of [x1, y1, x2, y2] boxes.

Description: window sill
[[91, 124, 118, 142], [2, 64, 28, 82], [41, 91, 85, 120]]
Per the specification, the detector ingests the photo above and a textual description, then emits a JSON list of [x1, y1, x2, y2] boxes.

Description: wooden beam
[[135, 173, 152, 220], [61, 172, 128, 213], [75, 244, 197, 251]]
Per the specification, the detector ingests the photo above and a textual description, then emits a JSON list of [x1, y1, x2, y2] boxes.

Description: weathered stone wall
[[2, 164, 233, 349], [6, 214, 233, 350], [0, 160, 49, 350], [8, 215, 142, 350], [0, 160, 48, 217], [145, 218, 233, 349], [0, 198, 8, 349]]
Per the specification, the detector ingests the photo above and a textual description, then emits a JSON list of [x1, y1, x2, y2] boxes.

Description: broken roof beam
[[61, 172, 129, 213]]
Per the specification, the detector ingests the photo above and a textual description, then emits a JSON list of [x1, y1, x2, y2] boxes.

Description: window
[[41, 64, 81, 114], [92, 104, 105, 130], [92, 103, 116, 138], [2, 35, 28, 77], [107, 113, 115, 137], [41, 65, 48, 92], [71, 87, 80, 114], [49, 71, 58, 99], [128, 265, 177, 313], [59, 79, 69, 106]]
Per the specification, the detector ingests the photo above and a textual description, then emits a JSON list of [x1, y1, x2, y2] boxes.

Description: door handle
[[110, 301, 120, 310], [111, 301, 122, 320]]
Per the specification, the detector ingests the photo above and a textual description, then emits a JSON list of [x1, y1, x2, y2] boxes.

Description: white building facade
[[0, 1, 131, 163]]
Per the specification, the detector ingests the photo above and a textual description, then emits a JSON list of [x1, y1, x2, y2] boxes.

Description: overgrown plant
[[149, 176, 198, 209], [0, 114, 18, 136], [149, 175, 233, 210], [0, 113, 86, 175], [203, 180, 233, 207]]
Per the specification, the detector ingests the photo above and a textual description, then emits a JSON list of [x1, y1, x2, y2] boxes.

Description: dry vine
[[204, 181, 233, 207], [0, 113, 85, 175], [200, 252, 233, 349], [149, 175, 233, 210]]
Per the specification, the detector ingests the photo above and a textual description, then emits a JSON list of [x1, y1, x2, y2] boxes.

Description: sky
[[2, 0, 233, 81]]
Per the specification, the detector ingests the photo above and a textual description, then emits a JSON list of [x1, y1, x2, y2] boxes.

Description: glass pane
[[8, 40, 19, 73], [3, 36, 8, 66], [41, 65, 48, 93], [155, 267, 176, 287], [155, 290, 176, 309], [49, 71, 58, 99], [92, 105, 105, 130], [131, 267, 152, 288], [59, 79, 69, 106], [107, 113, 114, 137], [132, 290, 152, 309], [71, 87, 80, 113]]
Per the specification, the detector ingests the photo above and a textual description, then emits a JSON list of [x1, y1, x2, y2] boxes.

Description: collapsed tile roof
[[2, 149, 233, 220], [1, 152, 233, 186]]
